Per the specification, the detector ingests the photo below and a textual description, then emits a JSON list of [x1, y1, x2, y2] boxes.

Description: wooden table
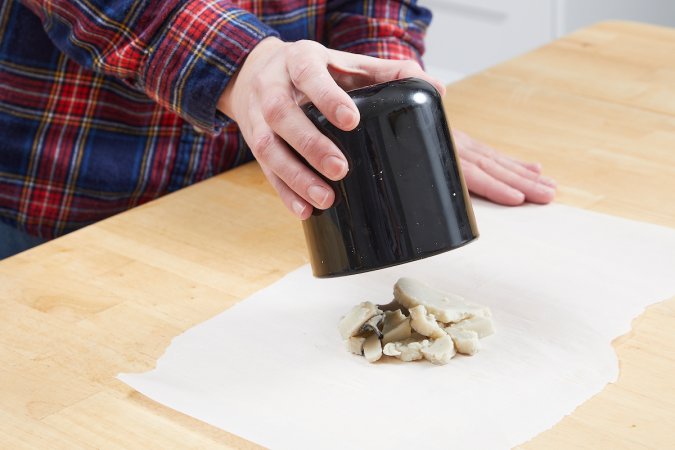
[[2, 21, 674, 449]]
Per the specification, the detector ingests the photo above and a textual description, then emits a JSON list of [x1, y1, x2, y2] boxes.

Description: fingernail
[[322, 155, 348, 179], [336, 104, 357, 128], [512, 190, 526, 204], [540, 176, 557, 188], [291, 200, 307, 217], [308, 185, 331, 207]]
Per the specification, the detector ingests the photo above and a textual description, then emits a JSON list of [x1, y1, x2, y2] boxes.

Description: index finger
[[285, 40, 360, 131], [260, 83, 349, 181]]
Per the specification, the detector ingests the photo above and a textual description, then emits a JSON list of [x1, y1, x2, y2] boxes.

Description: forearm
[[20, 0, 278, 131]]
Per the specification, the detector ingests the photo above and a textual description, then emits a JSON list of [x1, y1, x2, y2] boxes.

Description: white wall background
[[423, 0, 675, 83]]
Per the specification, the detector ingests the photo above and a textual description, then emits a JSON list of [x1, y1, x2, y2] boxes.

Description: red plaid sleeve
[[324, 0, 431, 65], [19, 0, 279, 132]]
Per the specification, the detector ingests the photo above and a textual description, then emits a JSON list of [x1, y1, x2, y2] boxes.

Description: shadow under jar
[[301, 77, 479, 278]]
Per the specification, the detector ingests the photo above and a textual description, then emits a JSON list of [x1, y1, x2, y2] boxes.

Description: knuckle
[[296, 132, 320, 156], [289, 59, 315, 84], [285, 43, 300, 59], [393, 59, 422, 78], [460, 159, 473, 172], [252, 73, 265, 90], [483, 146, 497, 158], [472, 139, 495, 156], [461, 161, 478, 179], [264, 170, 282, 192], [396, 60, 421, 76], [261, 167, 275, 182], [315, 87, 333, 104], [287, 40, 319, 61], [261, 95, 290, 124], [476, 156, 494, 172], [251, 133, 275, 161], [296, 39, 322, 53], [405, 59, 422, 71], [311, 87, 340, 113], [286, 167, 306, 191]]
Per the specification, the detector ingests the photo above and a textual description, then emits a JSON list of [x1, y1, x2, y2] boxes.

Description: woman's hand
[[218, 37, 445, 220], [452, 130, 557, 205]]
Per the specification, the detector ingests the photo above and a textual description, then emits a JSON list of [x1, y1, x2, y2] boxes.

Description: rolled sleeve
[[143, 1, 279, 132], [21, 0, 279, 134]]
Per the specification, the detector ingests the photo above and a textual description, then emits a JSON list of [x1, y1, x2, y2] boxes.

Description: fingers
[[453, 129, 556, 204], [261, 167, 313, 221], [328, 50, 446, 96], [461, 160, 525, 206], [493, 155, 554, 187], [248, 103, 335, 215], [261, 83, 349, 181], [286, 41, 360, 131], [504, 156, 542, 174], [250, 130, 335, 212], [453, 129, 545, 177], [463, 152, 555, 204]]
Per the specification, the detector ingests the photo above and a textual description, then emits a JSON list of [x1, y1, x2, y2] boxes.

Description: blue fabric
[[0, 219, 46, 259]]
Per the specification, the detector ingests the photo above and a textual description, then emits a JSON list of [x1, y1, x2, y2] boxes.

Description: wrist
[[217, 36, 285, 120]]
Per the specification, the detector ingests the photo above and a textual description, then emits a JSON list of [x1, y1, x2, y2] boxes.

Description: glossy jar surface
[[302, 77, 478, 277]]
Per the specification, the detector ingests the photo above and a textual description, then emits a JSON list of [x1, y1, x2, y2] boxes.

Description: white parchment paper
[[119, 201, 675, 449]]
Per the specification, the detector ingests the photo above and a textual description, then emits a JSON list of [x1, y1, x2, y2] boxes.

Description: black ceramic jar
[[301, 77, 479, 278]]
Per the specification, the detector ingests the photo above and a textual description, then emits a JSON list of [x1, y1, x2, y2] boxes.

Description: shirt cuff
[[143, 0, 279, 133]]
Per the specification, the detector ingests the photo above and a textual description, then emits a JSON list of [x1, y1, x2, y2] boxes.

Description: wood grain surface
[[1, 21, 674, 449]]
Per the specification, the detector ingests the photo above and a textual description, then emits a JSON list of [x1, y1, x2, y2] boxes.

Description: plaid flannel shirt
[[0, 0, 431, 239]]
